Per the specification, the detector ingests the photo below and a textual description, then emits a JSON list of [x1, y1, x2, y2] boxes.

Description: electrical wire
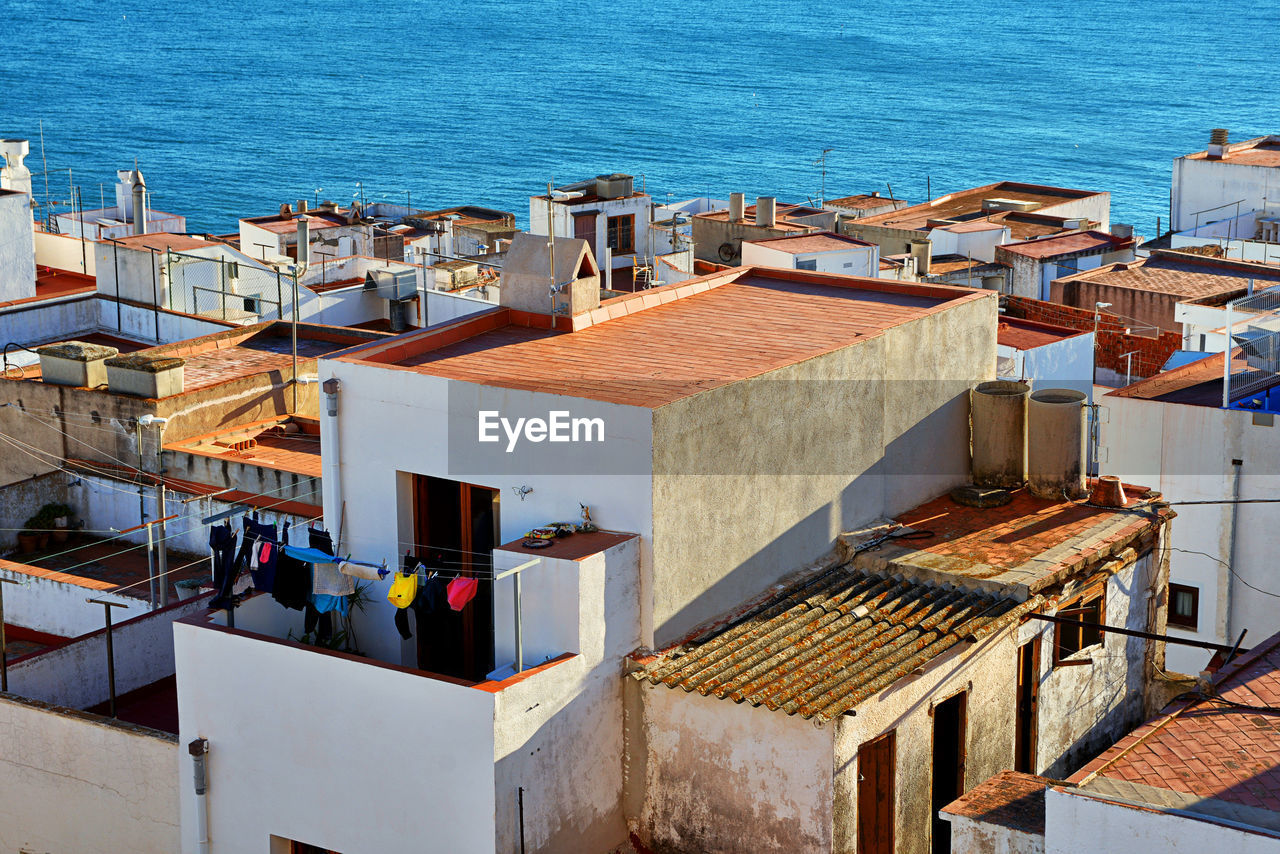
[[1166, 546, 1280, 599], [5, 405, 145, 469]]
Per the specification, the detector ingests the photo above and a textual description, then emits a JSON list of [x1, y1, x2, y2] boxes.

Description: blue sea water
[[3, 0, 1278, 235]]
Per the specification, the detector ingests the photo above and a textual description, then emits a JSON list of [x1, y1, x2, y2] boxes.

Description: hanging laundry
[[250, 522, 279, 592], [446, 576, 479, 611], [208, 522, 239, 610], [272, 527, 311, 611], [309, 527, 354, 597], [387, 570, 418, 609], [304, 603, 334, 644], [339, 560, 384, 580]]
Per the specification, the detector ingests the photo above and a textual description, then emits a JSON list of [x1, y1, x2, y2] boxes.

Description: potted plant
[[40, 503, 74, 544], [17, 518, 40, 555]]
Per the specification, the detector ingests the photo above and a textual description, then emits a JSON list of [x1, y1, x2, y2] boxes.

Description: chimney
[[130, 170, 147, 236], [1111, 223, 1134, 240], [280, 202, 293, 219], [1207, 128, 1229, 160], [297, 199, 309, 213], [729, 192, 745, 222], [909, 239, 931, 276], [296, 217, 310, 267], [0, 139, 32, 197], [755, 196, 776, 228]]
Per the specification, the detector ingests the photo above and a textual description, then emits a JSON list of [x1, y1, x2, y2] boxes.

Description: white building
[[996, 230, 1137, 301], [1171, 131, 1280, 234], [53, 169, 186, 240], [1101, 344, 1280, 674], [740, 231, 879, 276], [528, 174, 657, 291], [996, 316, 1094, 399]]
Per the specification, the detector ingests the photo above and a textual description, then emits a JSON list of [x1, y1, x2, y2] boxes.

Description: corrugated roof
[[634, 564, 1036, 721]]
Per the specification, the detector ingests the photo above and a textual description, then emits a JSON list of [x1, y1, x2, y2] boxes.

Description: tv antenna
[[813, 148, 834, 207]]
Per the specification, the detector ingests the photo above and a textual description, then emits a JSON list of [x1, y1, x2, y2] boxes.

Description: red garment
[[446, 576, 478, 611]]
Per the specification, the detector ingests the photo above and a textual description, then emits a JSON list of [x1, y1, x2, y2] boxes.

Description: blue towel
[[281, 544, 337, 564]]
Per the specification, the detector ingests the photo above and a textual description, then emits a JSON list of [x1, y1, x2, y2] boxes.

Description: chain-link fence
[[165, 250, 292, 323]]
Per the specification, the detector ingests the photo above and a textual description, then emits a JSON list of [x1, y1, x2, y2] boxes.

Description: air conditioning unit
[[364, 268, 416, 300]]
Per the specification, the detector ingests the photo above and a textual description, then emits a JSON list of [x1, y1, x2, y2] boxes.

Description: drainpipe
[[188, 738, 210, 854], [322, 378, 343, 543], [1224, 458, 1243, 646]]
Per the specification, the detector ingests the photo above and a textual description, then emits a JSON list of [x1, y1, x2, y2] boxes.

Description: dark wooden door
[[573, 212, 597, 257], [1015, 639, 1040, 773], [858, 730, 895, 854], [931, 692, 967, 854]]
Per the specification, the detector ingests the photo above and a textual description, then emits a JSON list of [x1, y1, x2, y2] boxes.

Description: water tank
[[971, 380, 1029, 487], [595, 174, 634, 200], [1027, 389, 1087, 499]]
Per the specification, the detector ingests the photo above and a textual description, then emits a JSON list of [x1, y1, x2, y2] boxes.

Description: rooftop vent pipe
[[130, 170, 147, 236], [1208, 128, 1229, 160], [729, 193, 745, 222], [755, 196, 776, 228], [909, 239, 932, 277]]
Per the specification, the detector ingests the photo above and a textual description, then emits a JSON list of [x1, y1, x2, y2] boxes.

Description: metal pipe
[[157, 484, 169, 607], [189, 738, 210, 854], [88, 599, 128, 716], [322, 378, 343, 540], [514, 570, 523, 674], [1027, 613, 1241, 653], [1224, 459, 1243, 647]]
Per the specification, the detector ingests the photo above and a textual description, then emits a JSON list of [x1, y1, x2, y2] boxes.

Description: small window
[[606, 215, 634, 254], [1055, 590, 1105, 661], [1168, 583, 1199, 630], [290, 842, 341, 854], [796, 258, 818, 271], [242, 296, 260, 315]]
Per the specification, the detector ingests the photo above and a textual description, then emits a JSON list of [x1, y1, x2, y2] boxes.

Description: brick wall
[[1003, 295, 1181, 378]]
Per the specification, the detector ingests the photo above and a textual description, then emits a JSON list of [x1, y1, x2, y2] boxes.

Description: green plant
[[40, 502, 73, 520], [23, 514, 44, 533]]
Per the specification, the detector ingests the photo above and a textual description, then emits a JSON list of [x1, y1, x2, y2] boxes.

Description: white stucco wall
[[33, 228, 95, 276], [740, 241, 878, 276], [1172, 153, 1280, 233], [946, 814, 1044, 854], [998, 333, 1095, 400], [0, 694, 179, 854], [1045, 787, 1280, 854], [1102, 394, 1280, 674], [0, 561, 146, 636], [0, 294, 98, 360], [175, 615, 499, 854], [0, 190, 36, 303]]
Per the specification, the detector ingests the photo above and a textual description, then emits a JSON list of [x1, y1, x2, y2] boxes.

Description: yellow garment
[[387, 571, 418, 609]]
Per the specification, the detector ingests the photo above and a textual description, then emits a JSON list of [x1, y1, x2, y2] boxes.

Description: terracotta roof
[[997, 317, 1084, 350], [632, 563, 1035, 721], [246, 211, 352, 234], [1185, 136, 1280, 167], [1055, 252, 1280, 299], [858, 182, 1104, 231], [1068, 632, 1280, 822], [998, 230, 1130, 260], [825, 194, 902, 210], [694, 203, 825, 232], [744, 232, 875, 254], [338, 268, 989, 408], [1107, 348, 1280, 406], [941, 770, 1049, 835], [928, 255, 988, 275], [0, 266, 96, 310], [165, 417, 322, 479], [941, 219, 1008, 234], [110, 233, 217, 252], [496, 530, 637, 562], [857, 487, 1168, 593]]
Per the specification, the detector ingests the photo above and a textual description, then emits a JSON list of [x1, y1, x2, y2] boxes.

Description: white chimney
[[130, 170, 147, 236], [755, 196, 776, 228], [0, 139, 32, 196], [1207, 128, 1229, 161], [729, 192, 745, 222]]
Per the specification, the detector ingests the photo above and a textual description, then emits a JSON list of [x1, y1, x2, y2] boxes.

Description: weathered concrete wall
[[1032, 552, 1157, 778], [831, 631, 1017, 854], [0, 693, 178, 854], [946, 814, 1044, 854], [1051, 277, 1181, 334], [841, 221, 926, 258], [692, 216, 814, 264], [649, 291, 996, 646], [0, 293, 98, 357], [0, 558, 146, 636], [7, 594, 210, 710], [163, 447, 320, 503], [640, 683, 834, 853]]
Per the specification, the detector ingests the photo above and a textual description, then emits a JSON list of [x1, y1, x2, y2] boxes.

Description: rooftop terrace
[[858, 182, 1104, 232]]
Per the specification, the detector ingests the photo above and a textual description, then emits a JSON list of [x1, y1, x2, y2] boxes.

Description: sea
[[3, 0, 1279, 235]]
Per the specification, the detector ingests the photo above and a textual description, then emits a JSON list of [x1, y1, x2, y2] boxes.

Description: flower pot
[[37, 532, 50, 549], [17, 532, 38, 554], [52, 517, 69, 543], [174, 577, 213, 601]]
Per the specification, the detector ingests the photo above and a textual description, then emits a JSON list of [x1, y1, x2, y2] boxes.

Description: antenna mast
[[813, 148, 834, 207]]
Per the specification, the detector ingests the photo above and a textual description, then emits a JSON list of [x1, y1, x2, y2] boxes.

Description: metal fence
[[164, 249, 293, 323], [1223, 286, 1280, 407]]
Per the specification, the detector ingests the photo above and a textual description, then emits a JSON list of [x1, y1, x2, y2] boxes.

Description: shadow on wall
[[654, 385, 972, 648]]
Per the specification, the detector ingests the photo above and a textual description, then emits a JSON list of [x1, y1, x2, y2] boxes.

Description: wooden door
[[1015, 639, 1040, 773], [857, 730, 895, 854]]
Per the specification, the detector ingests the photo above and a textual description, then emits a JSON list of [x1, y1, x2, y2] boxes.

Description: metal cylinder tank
[[971, 380, 1030, 487], [1027, 388, 1087, 499]]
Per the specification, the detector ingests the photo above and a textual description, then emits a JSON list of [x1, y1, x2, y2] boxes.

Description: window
[[606, 214, 634, 254], [1168, 583, 1199, 630], [796, 258, 818, 271], [290, 842, 341, 854], [1055, 589, 1105, 661]]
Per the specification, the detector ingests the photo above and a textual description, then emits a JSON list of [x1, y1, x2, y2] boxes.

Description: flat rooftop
[[1054, 250, 1280, 298], [0, 539, 208, 603], [110, 232, 218, 253], [1184, 135, 1280, 167], [858, 182, 1104, 231], [243, 210, 353, 234], [0, 266, 96, 311], [337, 267, 988, 408], [998, 317, 1085, 350], [997, 230, 1131, 260], [851, 485, 1168, 594], [165, 416, 322, 479], [1067, 631, 1280, 830], [825, 194, 902, 210], [744, 232, 875, 254], [694, 202, 826, 232]]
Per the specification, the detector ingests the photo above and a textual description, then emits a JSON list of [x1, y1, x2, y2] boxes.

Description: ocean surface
[[3, 0, 1278, 235]]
